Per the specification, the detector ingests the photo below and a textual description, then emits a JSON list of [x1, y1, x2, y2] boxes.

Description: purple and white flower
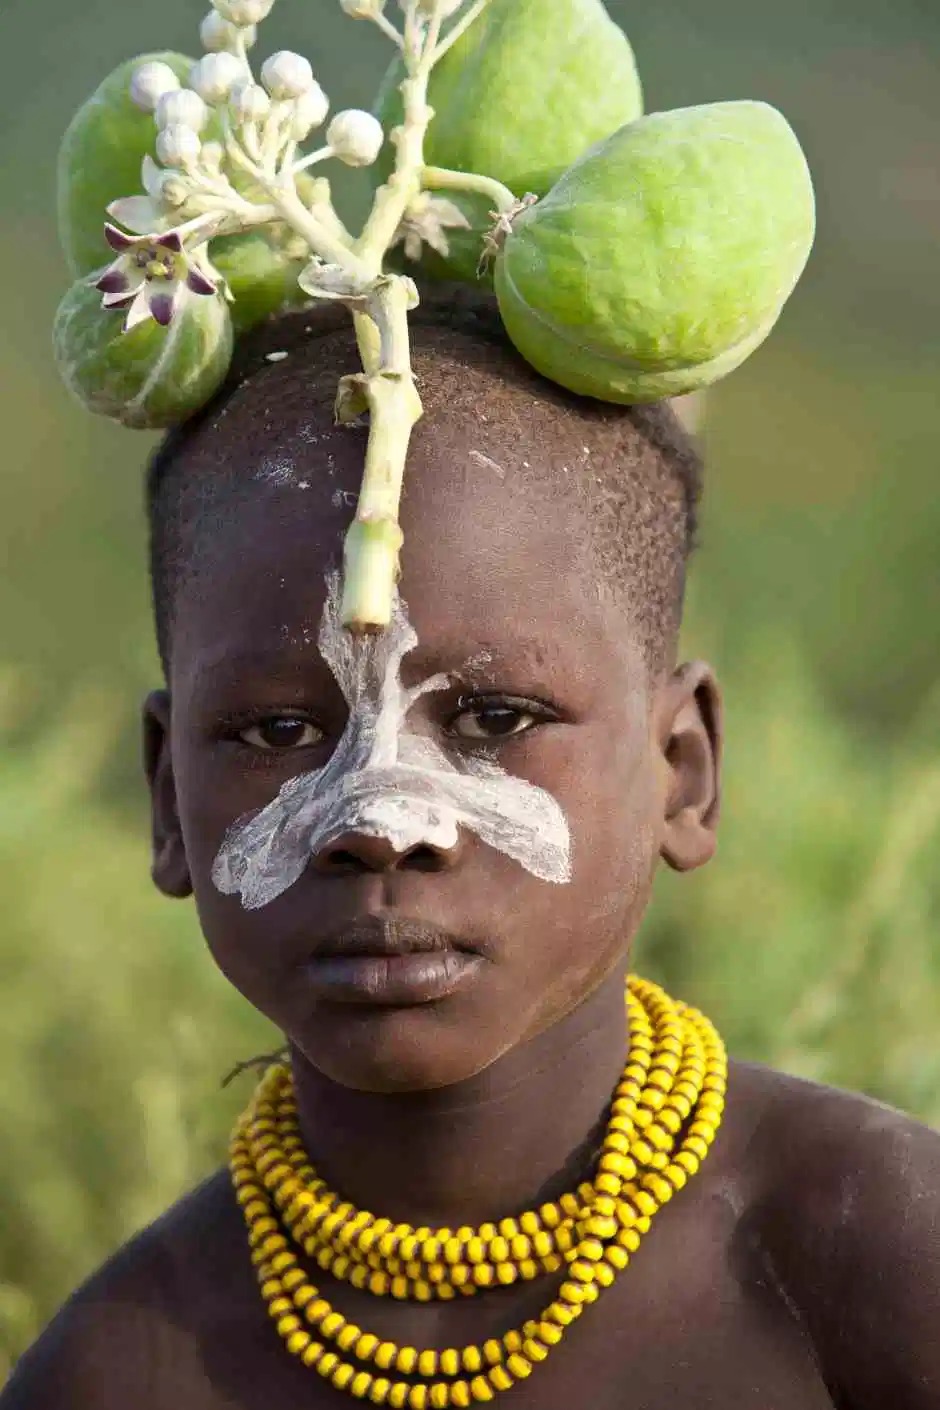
[[93, 224, 217, 333]]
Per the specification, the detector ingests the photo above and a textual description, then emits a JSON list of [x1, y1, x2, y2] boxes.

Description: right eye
[[238, 717, 325, 752]]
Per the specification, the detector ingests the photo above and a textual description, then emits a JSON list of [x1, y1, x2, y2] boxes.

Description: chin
[[291, 1004, 506, 1094]]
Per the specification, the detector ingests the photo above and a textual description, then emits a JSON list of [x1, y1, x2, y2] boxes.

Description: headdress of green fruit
[[374, 0, 644, 283], [492, 101, 816, 403]]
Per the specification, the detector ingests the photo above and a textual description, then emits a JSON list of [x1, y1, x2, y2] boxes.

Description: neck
[[288, 969, 629, 1227]]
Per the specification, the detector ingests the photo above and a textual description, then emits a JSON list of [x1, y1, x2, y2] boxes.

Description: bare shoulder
[[0, 1169, 252, 1410], [731, 1061, 940, 1410]]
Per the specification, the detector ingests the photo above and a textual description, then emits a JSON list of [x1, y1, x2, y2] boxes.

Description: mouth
[[303, 917, 484, 1007]]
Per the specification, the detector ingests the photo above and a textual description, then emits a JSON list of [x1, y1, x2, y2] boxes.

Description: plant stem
[[421, 164, 517, 212], [340, 277, 423, 631], [432, 0, 491, 62]]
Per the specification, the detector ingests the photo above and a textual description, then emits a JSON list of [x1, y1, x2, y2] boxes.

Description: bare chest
[[165, 1216, 836, 1410]]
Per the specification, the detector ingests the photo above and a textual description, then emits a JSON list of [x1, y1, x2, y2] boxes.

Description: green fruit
[[57, 53, 195, 278], [494, 101, 816, 404], [53, 278, 233, 430], [375, 0, 643, 282], [210, 231, 307, 335]]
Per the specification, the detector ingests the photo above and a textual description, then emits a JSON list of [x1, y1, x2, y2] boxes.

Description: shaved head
[[146, 287, 702, 679]]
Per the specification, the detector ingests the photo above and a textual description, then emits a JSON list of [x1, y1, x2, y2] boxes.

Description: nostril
[[400, 845, 447, 872]]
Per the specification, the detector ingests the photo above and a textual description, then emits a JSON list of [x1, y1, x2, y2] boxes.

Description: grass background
[[1, 0, 938, 1377]]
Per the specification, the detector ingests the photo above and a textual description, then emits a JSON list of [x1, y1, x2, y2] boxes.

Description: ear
[[143, 690, 192, 899], [657, 661, 723, 873]]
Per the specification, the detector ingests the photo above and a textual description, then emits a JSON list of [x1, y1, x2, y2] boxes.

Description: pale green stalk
[[421, 164, 517, 212], [338, 0, 493, 631]]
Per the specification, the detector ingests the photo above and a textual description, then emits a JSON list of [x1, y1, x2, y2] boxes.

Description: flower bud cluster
[[190, 51, 244, 104]]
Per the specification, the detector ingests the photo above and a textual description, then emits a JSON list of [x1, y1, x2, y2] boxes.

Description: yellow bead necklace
[[230, 975, 727, 1406]]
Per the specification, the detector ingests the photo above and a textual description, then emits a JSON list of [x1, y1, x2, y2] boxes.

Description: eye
[[449, 697, 553, 742], [238, 717, 325, 752]]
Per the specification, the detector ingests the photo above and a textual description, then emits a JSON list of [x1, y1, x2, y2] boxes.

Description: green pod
[[57, 52, 195, 278], [495, 101, 816, 404], [210, 231, 308, 335], [375, 0, 643, 282], [53, 278, 233, 430]]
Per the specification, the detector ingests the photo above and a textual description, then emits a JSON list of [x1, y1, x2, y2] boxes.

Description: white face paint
[[211, 573, 572, 910]]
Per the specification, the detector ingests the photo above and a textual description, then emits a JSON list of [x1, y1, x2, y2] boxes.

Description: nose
[[313, 831, 461, 876]]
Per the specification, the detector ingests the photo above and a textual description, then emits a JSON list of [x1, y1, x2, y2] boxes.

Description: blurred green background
[[1, 0, 939, 1375]]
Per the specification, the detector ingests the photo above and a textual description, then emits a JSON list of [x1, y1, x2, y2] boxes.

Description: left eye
[[450, 704, 538, 741], [239, 718, 324, 751]]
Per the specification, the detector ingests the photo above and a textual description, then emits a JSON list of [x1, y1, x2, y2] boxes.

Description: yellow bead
[[430, 1387, 450, 1410], [375, 1342, 397, 1371], [606, 1245, 629, 1270], [287, 1330, 311, 1355], [489, 1236, 510, 1263], [506, 1354, 532, 1380], [472, 1264, 494, 1287], [321, 1312, 345, 1338], [520, 1212, 540, 1235], [522, 1338, 549, 1362], [461, 1346, 483, 1373], [357, 1333, 379, 1362], [468, 1375, 494, 1402], [482, 1340, 503, 1366], [519, 1259, 539, 1281], [496, 1263, 517, 1285], [388, 1386, 409, 1409], [369, 1272, 391, 1296], [414, 1280, 434, 1302], [391, 1276, 409, 1300], [532, 1231, 554, 1258], [451, 1383, 472, 1408], [596, 1173, 621, 1197], [466, 1237, 485, 1264], [408, 1386, 428, 1409], [418, 1350, 438, 1377], [440, 1349, 460, 1376], [396, 1347, 418, 1375], [351, 1371, 373, 1399], [269, 1296, 292, 1317], [333, 1364, 356, 1391], [318, 1352, 339, 1378], [276, 1314, 302, 1337], [302, 1339, 324, 1366], [337, 1324, 362, 1352], [444, 1238, 463, 1264], [369, 1378, 392, 1404], [306, 1298, 330, 1324], [488, 1366, 513, 1392]]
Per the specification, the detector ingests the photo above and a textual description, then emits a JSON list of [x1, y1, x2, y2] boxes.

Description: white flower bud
[[229, 80, 271, 124], [156, 88, 209, 133], [326, 109, 384, 167], [129, 61, 181, 113], [261, 50, 314, 100], [156, 170, 192, 208], [190, 52, 244, 104], [212, 0, 275, 24], [156, 124, 203, 167], [289, 83, 330, 140], [200, 10, 256, 51], [340, 0, 385, 16]]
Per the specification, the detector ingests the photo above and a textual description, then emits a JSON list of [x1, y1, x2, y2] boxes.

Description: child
[[4, 291, 939, 1410]]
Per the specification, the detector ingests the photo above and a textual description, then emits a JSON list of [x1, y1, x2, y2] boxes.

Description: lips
[[304, 917, 483, 1006]]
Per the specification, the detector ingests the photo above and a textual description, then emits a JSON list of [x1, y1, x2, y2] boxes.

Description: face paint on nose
[[211, 574, 573, 910]]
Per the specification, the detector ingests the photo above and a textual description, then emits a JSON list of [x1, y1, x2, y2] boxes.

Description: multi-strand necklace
[[230, 975, 727, 1405]]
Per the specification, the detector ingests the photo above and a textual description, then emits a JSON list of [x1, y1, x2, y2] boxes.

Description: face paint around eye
[[211, 572, 572, 910]]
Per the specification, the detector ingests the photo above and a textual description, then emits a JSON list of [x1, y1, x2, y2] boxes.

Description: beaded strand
[[230, 975, 727, 1405]]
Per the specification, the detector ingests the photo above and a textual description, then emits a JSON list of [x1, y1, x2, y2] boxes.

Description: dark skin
[[4, 346, 939, 1409]]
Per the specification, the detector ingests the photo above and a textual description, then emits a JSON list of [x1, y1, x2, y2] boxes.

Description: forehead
[[170, 373, 648, 700]]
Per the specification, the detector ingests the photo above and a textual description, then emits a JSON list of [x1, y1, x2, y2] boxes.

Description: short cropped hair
[[146, 285, 703, 676]]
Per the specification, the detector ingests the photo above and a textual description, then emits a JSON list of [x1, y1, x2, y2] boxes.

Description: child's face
[[145, 418, 720, 1092]]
